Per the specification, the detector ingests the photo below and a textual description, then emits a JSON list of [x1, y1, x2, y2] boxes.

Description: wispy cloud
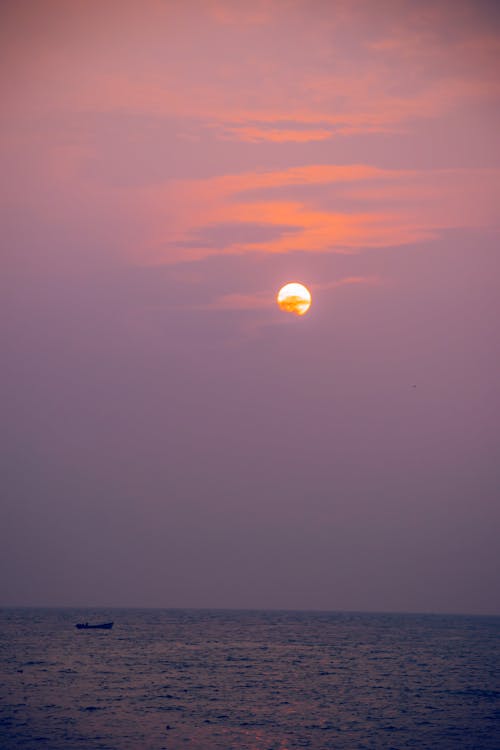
[[219, 126, 334, 143], [2, 0, 499, 276], [140, 164, 500, 264], [201, 275, 381, 313], [312, 275, 382, 292]]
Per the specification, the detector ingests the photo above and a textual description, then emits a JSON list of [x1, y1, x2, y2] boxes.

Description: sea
[[0, 608, 499, 749]]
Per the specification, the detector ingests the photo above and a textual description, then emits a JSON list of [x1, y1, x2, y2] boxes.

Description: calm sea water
[[0, 608, 498, 749]]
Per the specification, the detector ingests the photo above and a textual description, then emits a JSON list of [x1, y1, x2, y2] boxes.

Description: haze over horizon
[[2, 0, 499, 616]]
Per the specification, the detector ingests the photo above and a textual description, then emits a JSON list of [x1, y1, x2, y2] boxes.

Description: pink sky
[[1, 0, 499, 613]]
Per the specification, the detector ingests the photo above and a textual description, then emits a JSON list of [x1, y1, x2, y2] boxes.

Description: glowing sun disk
[[277, 282, 312, 316]]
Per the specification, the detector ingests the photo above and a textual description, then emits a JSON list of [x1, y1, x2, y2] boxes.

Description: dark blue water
[[0, 608, 498, 749]]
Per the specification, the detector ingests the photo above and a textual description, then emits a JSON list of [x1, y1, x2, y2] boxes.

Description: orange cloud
[[313, 276, 382, 292], [137, 163, 500, 265], [3, 0, 498, 141], [219, 126, 334, 143], [2, 0, 499, 276]]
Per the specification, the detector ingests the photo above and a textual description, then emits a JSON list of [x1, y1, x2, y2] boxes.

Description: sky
[[1, 0, 499, 615]]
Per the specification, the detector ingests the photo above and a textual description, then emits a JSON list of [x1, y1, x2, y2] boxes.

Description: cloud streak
[[1, 0, 499, 274], [142, 164, 500, 263], [199, 275, 380, 314]]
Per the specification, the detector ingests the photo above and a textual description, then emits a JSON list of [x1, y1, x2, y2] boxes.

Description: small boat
[[75, 622, 114, 630]]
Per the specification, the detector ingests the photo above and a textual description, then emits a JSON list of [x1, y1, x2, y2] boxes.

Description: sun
[[277, 282, 312, 316]]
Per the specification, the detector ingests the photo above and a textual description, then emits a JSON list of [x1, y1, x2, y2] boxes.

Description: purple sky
[[1, 0, 499, 614]]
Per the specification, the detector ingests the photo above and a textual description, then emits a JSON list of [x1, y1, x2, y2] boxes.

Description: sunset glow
[[1, 0, 499, 630]]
